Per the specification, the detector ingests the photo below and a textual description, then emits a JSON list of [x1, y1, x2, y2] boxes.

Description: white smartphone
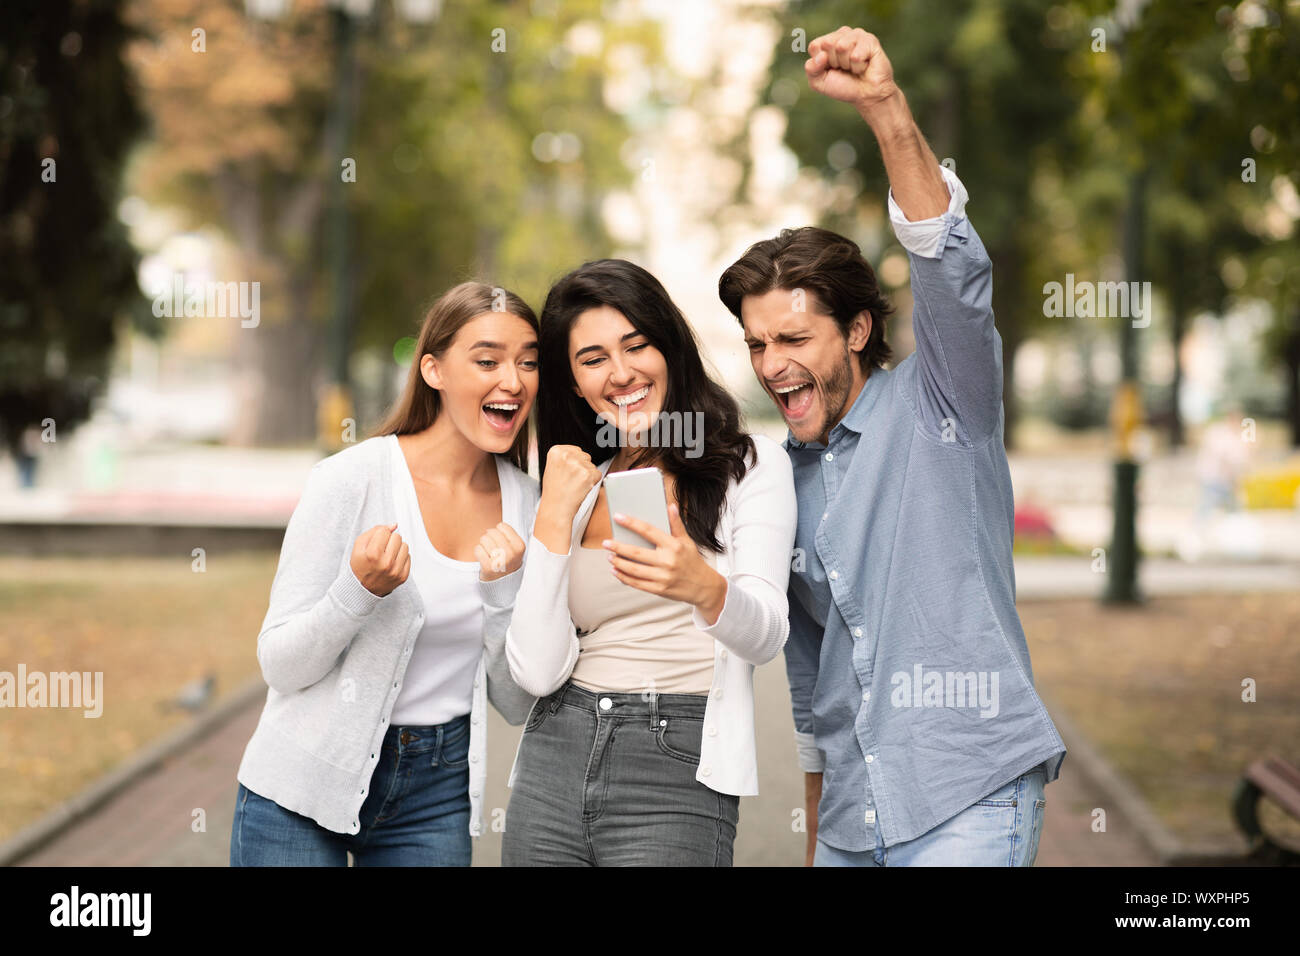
[[603, 466, 671, 549]]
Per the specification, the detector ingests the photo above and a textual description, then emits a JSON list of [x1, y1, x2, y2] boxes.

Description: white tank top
[[387, 434, 487, 726]]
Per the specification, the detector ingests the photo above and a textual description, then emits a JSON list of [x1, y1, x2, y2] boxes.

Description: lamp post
[[1102, 0, 1149, 605]]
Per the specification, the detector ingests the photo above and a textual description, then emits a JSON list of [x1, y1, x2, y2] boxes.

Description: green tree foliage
[[0, 0, 148, 458], [128, 0, 653, 443], [754, 0, 1086, 444]]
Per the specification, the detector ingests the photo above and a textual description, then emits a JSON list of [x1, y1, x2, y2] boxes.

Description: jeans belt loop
[[648, 690, 659, 731]]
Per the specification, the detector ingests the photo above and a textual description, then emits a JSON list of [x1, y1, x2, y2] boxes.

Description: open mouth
[[609, 384, 651, 414], [482, 401, 522, 433], [772, 381, 814, 420]]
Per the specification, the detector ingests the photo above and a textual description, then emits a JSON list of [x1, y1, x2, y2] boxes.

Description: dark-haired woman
[[501, 260, 797, 866], [230, 282, 540, 866]]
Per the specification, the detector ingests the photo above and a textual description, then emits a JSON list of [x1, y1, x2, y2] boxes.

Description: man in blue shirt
[[719, 27, 1066, 865]]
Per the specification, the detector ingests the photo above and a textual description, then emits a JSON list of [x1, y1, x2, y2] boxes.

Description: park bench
[[1232, 755, 1300, 864]]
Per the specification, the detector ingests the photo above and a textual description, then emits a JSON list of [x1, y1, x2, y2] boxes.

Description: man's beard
[[809, 352, 854, 442]]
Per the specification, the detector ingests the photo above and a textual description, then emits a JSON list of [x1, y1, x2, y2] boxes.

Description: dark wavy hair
[[718, 225, 895, 371], [537, 259, 754, 553]]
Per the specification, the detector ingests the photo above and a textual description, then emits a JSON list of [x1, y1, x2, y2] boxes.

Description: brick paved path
[[18, 658, 1160, 867]]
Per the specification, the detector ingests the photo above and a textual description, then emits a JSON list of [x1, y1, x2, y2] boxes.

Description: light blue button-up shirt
[[785, 167, 1066, 851]]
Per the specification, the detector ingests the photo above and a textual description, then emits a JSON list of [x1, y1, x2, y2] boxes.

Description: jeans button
[[599, 697, 612, 711]]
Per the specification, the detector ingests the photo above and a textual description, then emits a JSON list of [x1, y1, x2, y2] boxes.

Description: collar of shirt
[[782, 366, 890, 452]]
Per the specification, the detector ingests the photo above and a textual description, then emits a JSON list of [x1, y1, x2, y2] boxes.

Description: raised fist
[[805, 27, 898, 111], [349, 523, 410, 597], [540, 445, 603, 521], [476, 521, 526, 582]]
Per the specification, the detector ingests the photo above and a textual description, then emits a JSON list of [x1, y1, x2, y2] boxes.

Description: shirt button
[[701, 766, 712, 777], [862, 690, 870, 702], [719, 649, 728, 661], [472, 715, 479, 724], [599, 697, 612, 711], [824, 452, 834, 462], [470, 754, 478, 763], [711, 687, 724, 700], [707, 726, 717, 737], [471, 790, 480, 798], [865, 754, 875, 764], [829, 570, 839, 581], [853, 627, 863, 638]]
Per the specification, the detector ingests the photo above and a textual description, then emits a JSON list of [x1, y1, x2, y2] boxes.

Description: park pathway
[[17, 651, 1158, 867]]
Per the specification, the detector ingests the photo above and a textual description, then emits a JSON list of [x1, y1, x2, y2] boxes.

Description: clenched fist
[[805, 27, 898, 113], [349, 523, 410, 597], [476, 521, 526, 582], [540, 445, 603, 521], [534, 445, 603, 555]]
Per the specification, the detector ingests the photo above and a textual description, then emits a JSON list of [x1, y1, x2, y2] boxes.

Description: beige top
[[567, 543, 717, 695]]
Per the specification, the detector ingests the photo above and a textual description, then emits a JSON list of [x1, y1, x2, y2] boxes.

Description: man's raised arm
[[805, 27, 949, 221]]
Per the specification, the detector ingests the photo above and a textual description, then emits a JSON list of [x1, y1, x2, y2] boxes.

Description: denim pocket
[[654, 715, 703, 765], [435, 718, 470, 770], [523, 697, 552, 733], [973, 775, 1021, 808]]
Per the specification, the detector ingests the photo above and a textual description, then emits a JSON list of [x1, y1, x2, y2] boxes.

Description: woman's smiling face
[[568, 304, 668, 441], [422, 310, 539, 453]]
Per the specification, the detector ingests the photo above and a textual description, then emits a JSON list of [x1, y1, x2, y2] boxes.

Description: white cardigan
[[504, 434, 797, 796], [236, 435, 538, 838]]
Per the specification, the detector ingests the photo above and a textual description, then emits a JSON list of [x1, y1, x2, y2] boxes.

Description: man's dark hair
[[718, 226, 895, 371]]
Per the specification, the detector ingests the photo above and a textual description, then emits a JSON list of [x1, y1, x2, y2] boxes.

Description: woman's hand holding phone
[[535, 445, 602, 554], [603, 503, 729, 626], [349, 523, 411, 597]]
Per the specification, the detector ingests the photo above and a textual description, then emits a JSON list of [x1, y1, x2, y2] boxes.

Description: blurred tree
[[1230, 0, 1300, 446], [128, 0, 652, 445], [1093, 0, 1265, 447], [0, 0, 148, 465], [748, 0, 1088, 446]]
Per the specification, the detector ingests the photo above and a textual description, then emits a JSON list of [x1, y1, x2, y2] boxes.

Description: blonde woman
[[231, 283, 540, 866]]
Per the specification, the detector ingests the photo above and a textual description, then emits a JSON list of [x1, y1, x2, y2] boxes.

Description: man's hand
[[804, 771, 822, 866], [805, 27, 899, 114], [806, 26, 949, 221]]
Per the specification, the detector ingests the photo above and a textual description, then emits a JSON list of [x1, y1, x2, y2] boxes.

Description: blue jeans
[[814, 766, 1047, 866], [230, 715, 472, 866]]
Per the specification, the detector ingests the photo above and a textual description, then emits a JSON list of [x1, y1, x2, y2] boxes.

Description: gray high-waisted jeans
[[501, 680, 740, 866]]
